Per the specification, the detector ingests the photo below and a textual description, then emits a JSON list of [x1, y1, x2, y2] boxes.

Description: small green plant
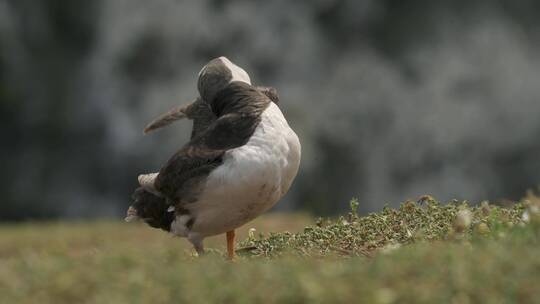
[[349, 197, 359, 216], [239, 197, 526, 257]]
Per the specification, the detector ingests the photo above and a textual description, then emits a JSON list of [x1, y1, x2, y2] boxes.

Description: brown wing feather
[[143, 104, 190, 134], [143, 97, 215, 134], [155, 145, 225, 204]]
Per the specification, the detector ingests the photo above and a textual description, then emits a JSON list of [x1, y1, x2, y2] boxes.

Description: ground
[[1, 194, 540, 304]]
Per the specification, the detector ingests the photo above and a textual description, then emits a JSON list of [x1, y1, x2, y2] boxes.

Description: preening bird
[[125, 57, 301, 259]]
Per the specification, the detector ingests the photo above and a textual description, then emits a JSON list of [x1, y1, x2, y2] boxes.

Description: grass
[[1, 195, 540, 303]]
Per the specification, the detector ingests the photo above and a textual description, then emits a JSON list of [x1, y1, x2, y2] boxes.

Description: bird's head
[[197, 56, 251, 102]]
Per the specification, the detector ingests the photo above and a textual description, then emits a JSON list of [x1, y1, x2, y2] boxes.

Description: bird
[[125, 56, 301, 259]]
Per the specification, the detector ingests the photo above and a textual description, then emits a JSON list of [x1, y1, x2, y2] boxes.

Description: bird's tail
[[125, 187, 175, 232]]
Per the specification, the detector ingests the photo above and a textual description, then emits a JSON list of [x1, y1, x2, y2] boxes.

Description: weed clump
[[240, 197, 526, 257]]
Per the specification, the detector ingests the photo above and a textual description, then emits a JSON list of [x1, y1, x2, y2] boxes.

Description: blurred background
[[1, 0, 540, 221]]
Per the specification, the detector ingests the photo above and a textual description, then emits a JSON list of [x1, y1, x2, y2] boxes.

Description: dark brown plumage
[[130, 187, 175, 231], [130, 82, 272, 232], [142, 86, 278, 135], [156, 82, 271, 207]]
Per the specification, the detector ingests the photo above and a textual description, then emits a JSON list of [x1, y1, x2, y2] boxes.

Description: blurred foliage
[[1, 0, 540, 219], [1, 195, 540, 303]]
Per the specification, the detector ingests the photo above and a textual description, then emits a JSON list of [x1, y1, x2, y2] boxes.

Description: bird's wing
[[155, 144, 225, 206], [140, 110, 268, 203], [143, 98, 202, 134], [143, 87, 277, 135], [154, 82, 272, 206], [154, 111, 259, 206]]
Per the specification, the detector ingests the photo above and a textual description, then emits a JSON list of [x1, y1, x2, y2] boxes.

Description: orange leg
[[226, 230, 235, 260]]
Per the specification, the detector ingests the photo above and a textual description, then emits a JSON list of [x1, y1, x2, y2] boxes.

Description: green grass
[[1, 195, 540, 304]]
